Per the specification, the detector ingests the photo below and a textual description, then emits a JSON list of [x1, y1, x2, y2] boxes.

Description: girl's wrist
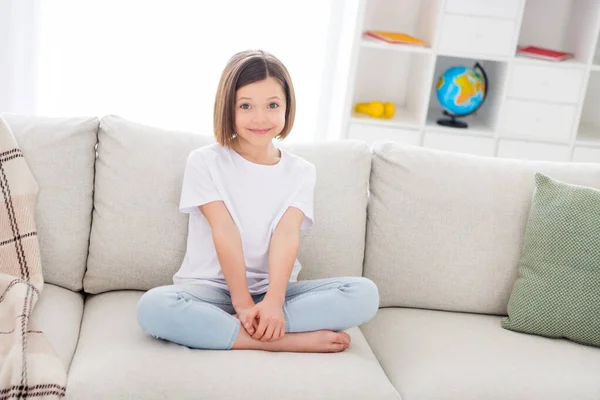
[[231, 293, 254, 310], [264, 292, 285, 307]]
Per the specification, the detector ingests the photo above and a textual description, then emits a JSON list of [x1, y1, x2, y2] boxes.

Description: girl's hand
[[251, 298, 286, 342], [233, 301, 259, 336]]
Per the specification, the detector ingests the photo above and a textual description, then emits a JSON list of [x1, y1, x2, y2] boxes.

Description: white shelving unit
[[342, 0, 600, 163]]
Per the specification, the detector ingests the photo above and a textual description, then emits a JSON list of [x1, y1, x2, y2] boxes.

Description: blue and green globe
[[436, 66, 486, 116]]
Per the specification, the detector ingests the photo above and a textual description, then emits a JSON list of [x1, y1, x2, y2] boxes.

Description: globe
[[435, 63, 488, 128]]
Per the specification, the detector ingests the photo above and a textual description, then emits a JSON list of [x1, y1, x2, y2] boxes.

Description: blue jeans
[[136, 277, 379, 350]]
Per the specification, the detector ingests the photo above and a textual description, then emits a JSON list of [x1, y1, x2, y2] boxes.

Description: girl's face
[[234, 77, 286, 147]]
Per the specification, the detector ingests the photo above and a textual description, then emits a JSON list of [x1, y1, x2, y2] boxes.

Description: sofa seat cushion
[[361, 308, 600, 400], [30, 283, 84, 371], [66, 290, 400, 400]]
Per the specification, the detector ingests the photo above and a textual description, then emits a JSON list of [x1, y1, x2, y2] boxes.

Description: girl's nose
[[252, 108, 267, 123]]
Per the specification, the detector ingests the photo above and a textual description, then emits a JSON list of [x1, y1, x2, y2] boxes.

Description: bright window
[[34, 0, 341, 141]]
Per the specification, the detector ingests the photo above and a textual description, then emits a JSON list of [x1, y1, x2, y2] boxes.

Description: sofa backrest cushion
[[85, 115, 371, 293], [84, 116, 213, 293], [279, 140, 371, 281], [364, 142, 600, 315], [3, 113, 98, 291]]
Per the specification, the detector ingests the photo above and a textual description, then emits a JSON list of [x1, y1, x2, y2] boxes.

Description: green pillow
[[501, 172, 600, 347]]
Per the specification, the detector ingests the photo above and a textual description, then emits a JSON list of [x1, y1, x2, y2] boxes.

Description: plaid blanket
[[0, 117, 66, 399]]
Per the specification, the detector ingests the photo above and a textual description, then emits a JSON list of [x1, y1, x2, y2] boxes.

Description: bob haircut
[[213, 49, 296, 148]]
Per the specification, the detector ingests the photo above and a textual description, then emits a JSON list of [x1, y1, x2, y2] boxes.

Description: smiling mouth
[[249, 128, 271, 135]]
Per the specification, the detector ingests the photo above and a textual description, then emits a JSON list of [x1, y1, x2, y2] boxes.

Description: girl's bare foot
[[230, 317, 351, 353]]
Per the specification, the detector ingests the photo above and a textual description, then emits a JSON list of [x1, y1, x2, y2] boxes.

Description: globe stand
[[437, 111, 468, 128]]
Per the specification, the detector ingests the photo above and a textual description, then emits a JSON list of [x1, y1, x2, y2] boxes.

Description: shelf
[[576, 68, 600, 145], [497, 139, 571, 162], [344, 0, 600, 163], [426, 55, 509, 135], [436, 13, 517, 60], [352, 46, 433, 130], [425, 111, 494, 137], [592, 8, 600, 69], [423, 130, 495, 157], [497, 134, 570, 146], [443, 0, 521, 20], [576, 123, 600, 147], [351, 109, 421, 129], [517, 0, 600, 65], [362, 0, 442, 48], [360, 36, 432, 55], [573, 146, 600, 162], [348, 122, 421, 147], [437, 51, 510, 63], [513, 54, 588, 70]]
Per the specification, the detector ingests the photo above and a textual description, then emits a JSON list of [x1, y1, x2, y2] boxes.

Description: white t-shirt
[[173, 142, 316, 294]]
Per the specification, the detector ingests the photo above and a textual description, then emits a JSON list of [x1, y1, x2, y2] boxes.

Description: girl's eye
[[240, 104, 250, 110], [268, 103, 279, 109]]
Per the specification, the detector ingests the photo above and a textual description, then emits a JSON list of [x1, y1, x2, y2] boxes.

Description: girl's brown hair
[[213, 49, 296, 148]]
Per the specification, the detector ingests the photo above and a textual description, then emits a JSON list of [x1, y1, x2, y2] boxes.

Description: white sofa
[[6, 113, 600, 400]]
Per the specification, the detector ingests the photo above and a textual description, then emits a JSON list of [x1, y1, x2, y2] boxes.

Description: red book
[[517, 46, 573, 61]]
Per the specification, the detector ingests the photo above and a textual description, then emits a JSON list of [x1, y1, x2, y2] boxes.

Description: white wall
[[0, 0, 38, 114]]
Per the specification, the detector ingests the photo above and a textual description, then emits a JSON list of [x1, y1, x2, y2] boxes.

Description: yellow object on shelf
[[355, 101, 395, 119], [364, 31, 429, 47]]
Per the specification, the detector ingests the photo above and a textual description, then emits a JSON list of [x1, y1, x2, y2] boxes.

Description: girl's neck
[[232, 139, 280, 165]]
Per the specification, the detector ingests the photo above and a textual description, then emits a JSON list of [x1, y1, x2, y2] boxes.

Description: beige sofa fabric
[[66, 291, 400, 400], [3, 113, 98, 291], [279, 140, 371, 281], [365, 142, 600, 314], [361, 308, 600, 400], [84, 115, 215, 293], [30, 283, 84, 371]]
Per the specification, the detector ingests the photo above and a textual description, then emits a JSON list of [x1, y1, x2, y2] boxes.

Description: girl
[[136, 49, 379, 353]]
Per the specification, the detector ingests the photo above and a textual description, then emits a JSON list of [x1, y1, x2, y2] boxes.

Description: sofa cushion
[[361, 308, 600, 400], [66, 290, 400, 400], [365, 142, 600, 314], [30, 283, 84, 371], [2, 114, 98, 291], [85, 115, 371, 293], [279, 140, 371, 281], [84, 115, 213, 293], [501, 173, 600, 347]]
